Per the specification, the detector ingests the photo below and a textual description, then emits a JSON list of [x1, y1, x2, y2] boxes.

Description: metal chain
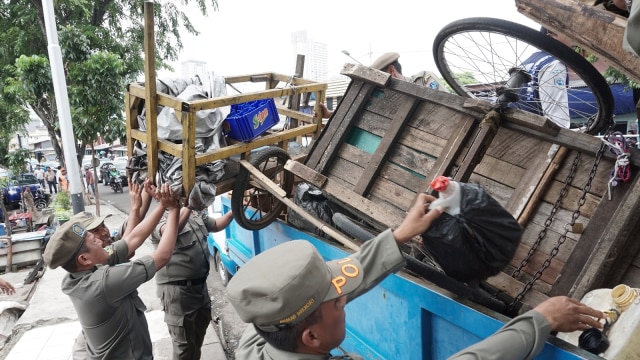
[[508, 132, 610, 311], [511, 150, 582, 278]]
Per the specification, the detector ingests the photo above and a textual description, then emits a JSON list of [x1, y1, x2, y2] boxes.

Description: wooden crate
[[124, 72, 327, 198], [290, 63, 640, 311]]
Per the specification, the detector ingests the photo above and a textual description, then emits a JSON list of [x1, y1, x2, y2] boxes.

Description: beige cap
[[43, 220, 88, 269], [370, 52, 400, 71], [226, 240, 363, 332], [70, 211, 112, 231]]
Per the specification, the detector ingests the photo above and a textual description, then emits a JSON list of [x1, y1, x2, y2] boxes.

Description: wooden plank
[[454, 110, 502, 182], [486, 128, 548, 169], [378, 162, 425, 193], [340, 63, 390, 87], [507, 144, 563, 221], [486, 272, 550, 308], [474, 155, 526, 189], [181, 110, 196, 197], [327, 158, 362, 187], [554, 153, 612, 198], [388, 145, 436, 178], [517, 222, 578, 263], [287, 54, 305, 130], [306, 81, 377, 172], [550, 171, 640, 299], [143, 1, 158, 184], [516, 0, 640, 83], [369, 177, 417, 212], [542, 181, 601, 218], [421, 116, 476, 194], [285, 160, 403, 229], [509, 244, 566, 286], [525, 202, 584, 242], [354, 98, 417, 195], [194, 125, 317, 164], [239, 160, 286, 198], [467, 173, 515, 207], [503, 122, 640, 167], [242, 160, 360, 252]]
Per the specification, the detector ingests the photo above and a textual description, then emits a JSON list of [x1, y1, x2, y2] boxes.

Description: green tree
[[0, 0, 218, 169]]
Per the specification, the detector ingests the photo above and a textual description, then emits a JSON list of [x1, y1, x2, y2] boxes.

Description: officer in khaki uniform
[[43, 182, 180, 360], [226, 192, 604, 360], [226, 193, 443, 360], [152, 207, 233, 360], [369, 52, 446, 91]]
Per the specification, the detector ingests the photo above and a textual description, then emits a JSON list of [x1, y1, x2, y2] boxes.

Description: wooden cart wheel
[[231, 147, 294, 230]]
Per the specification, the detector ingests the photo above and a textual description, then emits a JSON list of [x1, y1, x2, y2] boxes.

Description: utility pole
[[42, 0, 84, 214]]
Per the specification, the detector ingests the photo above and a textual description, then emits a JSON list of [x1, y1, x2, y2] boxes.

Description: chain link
[[508, 128, 611, 311]]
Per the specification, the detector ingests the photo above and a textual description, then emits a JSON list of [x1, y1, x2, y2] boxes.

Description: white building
[[291, 30, 328, 82], [180, 60, 208, 79]]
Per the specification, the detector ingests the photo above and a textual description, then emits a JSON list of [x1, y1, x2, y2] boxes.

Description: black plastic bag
[[422, 182, 523, 282], [288, 183, 335, 238]]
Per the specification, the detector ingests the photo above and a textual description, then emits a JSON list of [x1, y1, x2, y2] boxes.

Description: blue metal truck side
[[208, 196, 598, 359]]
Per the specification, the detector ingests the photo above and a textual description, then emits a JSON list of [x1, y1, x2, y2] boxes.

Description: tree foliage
[[0, 0, 218, 168]]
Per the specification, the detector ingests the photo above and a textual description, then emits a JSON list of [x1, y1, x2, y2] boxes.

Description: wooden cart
[[125, 2, 326, 200]]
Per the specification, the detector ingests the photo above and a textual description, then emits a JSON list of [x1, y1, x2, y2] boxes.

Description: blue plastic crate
[[223, 98, 279, 142]]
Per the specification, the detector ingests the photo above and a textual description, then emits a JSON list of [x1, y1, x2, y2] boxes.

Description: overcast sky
[[163, 0, 540, 80]]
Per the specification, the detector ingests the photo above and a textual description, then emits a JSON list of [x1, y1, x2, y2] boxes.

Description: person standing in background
[[59, 168, 69, 192], [45, 167, 57, 194], [84, 166, 95, 195], [34, 165, 45, 188]]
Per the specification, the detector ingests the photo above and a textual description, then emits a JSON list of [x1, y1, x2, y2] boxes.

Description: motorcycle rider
[[108, 165, 122, 191]]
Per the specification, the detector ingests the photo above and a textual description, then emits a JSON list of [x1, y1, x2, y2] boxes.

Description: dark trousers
[[158, 282, 212, 360], [47, 181, 57, 194]]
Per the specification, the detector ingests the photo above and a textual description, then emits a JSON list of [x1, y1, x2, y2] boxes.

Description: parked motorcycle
[[34, 189, 49, 209]]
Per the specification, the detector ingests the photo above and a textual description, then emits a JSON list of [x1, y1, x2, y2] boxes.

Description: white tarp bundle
[[132, 73, 230, 210]]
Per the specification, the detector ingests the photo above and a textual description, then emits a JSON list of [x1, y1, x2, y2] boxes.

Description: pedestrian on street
[[45, 167, 57, 194], [43, 181, 180, 360], [151, 206, 234, 359], [59, 168, 69, 192], [84, 166, 95, 195], [34, 165, 45, 188], [22, 187, 36, 214]]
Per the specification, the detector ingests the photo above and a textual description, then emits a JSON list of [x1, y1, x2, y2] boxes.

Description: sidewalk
[[1, 201, 227, 360]]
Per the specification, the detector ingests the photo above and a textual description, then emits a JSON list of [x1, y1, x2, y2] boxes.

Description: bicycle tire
[[433, 17, 613, 134], [231, 147, 294, 231]]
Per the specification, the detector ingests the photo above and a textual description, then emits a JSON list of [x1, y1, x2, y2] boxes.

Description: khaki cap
[[43, 220, 88, 269], [226, 240, 363, 332], [70, 211, 112, 231], [370, 52, 400, 71]]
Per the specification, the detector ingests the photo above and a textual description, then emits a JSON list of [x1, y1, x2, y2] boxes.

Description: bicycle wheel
[[433, 17, 613, 134], [231, 147, 294, 231]]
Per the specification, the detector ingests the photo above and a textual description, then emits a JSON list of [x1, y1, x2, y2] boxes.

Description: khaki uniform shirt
[[234, 228, 404, 360], [62, 240, 157, 360], [152, 212, 216, 283]]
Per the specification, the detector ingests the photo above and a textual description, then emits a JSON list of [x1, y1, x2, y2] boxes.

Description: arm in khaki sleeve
[[448, 311, 550, 360], [449, 296, 604, 360]]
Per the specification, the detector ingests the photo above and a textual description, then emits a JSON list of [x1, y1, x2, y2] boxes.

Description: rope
[[601, 131, 631, 200]]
